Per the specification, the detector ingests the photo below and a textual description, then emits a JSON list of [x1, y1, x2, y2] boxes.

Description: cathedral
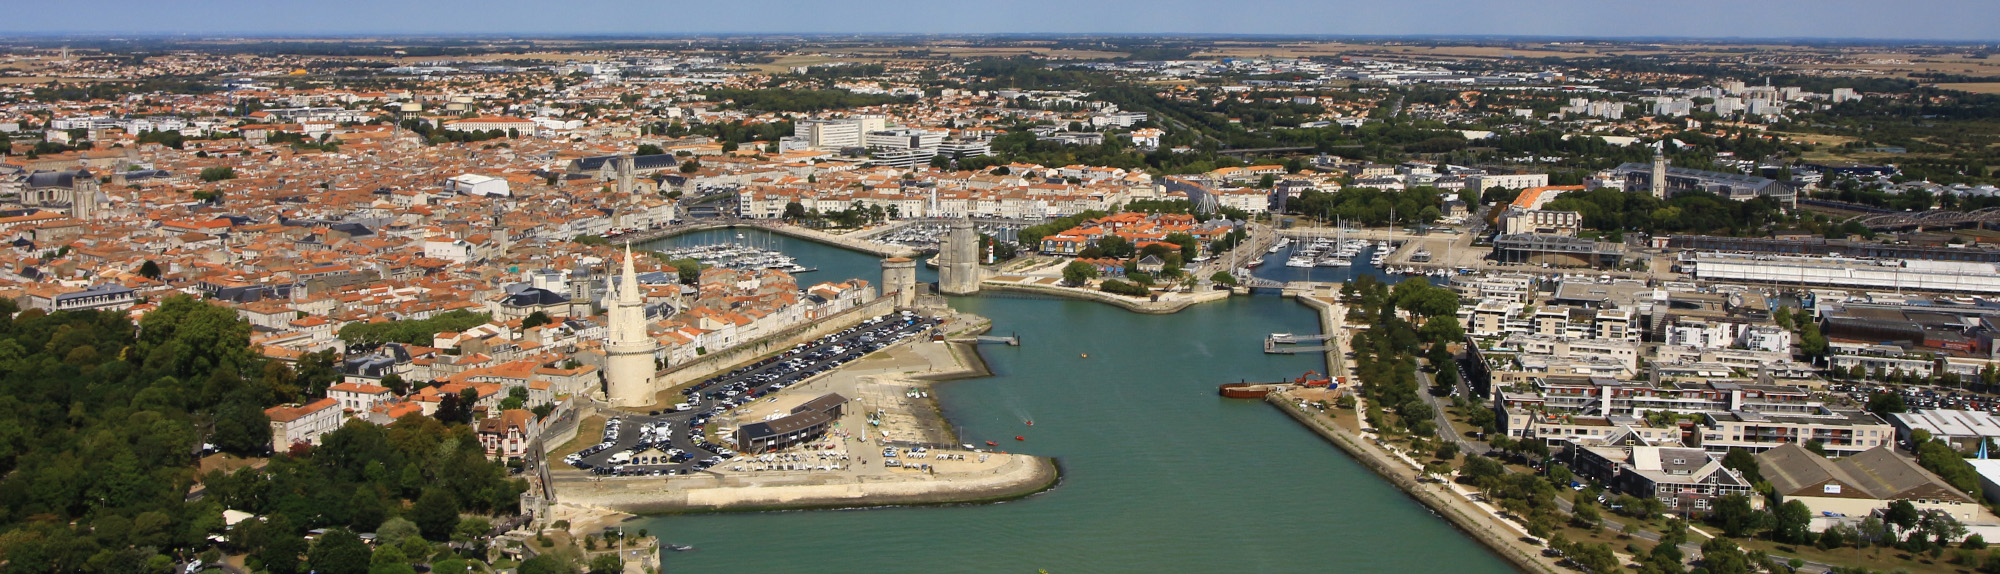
[[14, 169, 104, 220]]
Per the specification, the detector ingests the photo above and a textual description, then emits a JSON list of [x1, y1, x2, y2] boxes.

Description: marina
[[635, 228, 1510, 574], [650, 239, 818, 274]]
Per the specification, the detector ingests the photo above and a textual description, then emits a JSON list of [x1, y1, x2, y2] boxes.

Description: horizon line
[[0, 32, 1996, 44]]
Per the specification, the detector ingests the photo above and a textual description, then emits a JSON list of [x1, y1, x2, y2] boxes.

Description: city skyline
[[6, 0, 2000, 41]]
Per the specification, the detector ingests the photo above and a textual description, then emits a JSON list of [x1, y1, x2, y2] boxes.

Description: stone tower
[[72, 175, 98, 221], [1650, 144, 1669, 199], [938, 218, 981, 296], [881, 257, 918, 308], [614, 153, 636, 196], [604, 246, 658, 407]]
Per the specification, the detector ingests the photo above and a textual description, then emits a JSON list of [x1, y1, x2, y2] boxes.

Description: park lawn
[[1739, 538, 1974, 574], [549, 415, 606, 459]]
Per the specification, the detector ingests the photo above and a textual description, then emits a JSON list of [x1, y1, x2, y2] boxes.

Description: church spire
[[620, 243, 642, 305]]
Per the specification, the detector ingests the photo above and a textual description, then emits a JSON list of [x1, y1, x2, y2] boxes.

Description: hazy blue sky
[[5, 0, 1997, 41]]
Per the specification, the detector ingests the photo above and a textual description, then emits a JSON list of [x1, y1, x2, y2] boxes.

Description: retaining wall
[[1266, 394, 1560, 574], [978, 281, 1229, 314]]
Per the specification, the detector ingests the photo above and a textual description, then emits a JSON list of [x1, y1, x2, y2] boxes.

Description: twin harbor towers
[[602, 219, 977, 408]]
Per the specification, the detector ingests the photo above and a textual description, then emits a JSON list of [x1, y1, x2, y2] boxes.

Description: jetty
[[1264, 332, 1335, 354], [950, 334, 1021, 346]]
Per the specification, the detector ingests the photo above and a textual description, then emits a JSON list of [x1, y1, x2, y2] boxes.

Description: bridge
[[1265, 332, 1335, 354], [1239, 276, 1286, 289], [1843, 207, 2000, 231], [950, 334, 1021, 346]]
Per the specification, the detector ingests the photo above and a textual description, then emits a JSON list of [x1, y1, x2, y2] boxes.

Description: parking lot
[[1829, 383, 2000, 414], [564, 311, 942, 476]]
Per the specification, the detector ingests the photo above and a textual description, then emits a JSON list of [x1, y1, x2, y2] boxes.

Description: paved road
[[565, 313, 942, 476], [1417, 368, 1491, 458]]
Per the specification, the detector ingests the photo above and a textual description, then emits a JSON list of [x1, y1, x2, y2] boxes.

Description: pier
[[1264, 332, 1335, 354], [949, 334, 1021, 346]]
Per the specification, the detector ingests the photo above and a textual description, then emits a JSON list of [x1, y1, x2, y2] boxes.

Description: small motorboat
[[1080, 353, 1088, 358], [985, 441, 997, 446], [1014, 436, 1025, 441], [1025, 420, 1034, 426], [666, 544, 696, 552]]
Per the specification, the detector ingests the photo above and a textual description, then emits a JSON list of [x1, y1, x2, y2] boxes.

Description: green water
[[637, 228, 1513, 573]]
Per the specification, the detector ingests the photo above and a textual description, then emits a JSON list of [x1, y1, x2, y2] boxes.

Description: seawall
[[1265, 394, 1561, 574], [556, 449, 1060, 514], [978, 281, 1230, 314], [1292, 294, 1345, 378]]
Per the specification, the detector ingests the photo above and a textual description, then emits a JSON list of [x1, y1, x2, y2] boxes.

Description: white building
[[446, 174, 511, 197], [266, 398, 345, 452], [1468, 173, 1550, 193]]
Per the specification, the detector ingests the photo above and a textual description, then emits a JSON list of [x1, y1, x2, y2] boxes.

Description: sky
[[4, 0, 1998, 41]]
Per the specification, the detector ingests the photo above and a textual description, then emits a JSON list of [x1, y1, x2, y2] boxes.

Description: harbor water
[[637, 228, 1508, 573]]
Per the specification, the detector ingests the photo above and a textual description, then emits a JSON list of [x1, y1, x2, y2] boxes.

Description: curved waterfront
[[638, 228, 1510, 573]]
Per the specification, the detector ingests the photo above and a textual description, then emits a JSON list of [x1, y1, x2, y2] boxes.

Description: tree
[[522, 311, 553, 330], [1799, 320, 1828, 359], [257, 529, 309, 574], [138, 260, 162, 279], [412, 489, 461, 542], [381, 373, 409, 396], [587, 553, 624, 574], [1773, 500, 1813, 544], [1921, 508, 1969, 547], [1721, 448, 1763, 485], [307, 529, 372, 574], [636, 144, 664, 156], [1163, 232, 1200, 261], [1699, 537, 1752, 574], [1772, 305, 1795, 330], [501, 386, 529, 411], [1712, 493, 1762, 538], [1868, 391, 1908, 418], [782, 201, 808, 222], [1570, 542, 1620, 574], [375, 517, 420, 546], [454, 516, 493, 542], [1210, 271, 1237, 285], [1547, 464, 1574, 488], [520, 555, 572, 574], [1061, 261, 1099, 286], [1462, 455, 1506, 485], [199, 166, 237, 182], [211, 398, 272, 454], [349, 489, 387, 533], [1884, 500, 1921, 536]]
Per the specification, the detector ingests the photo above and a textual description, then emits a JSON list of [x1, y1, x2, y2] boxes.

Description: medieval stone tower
[[604, 247, 658, 407], [614, 153, 637, 196], [881, 257, 918, 308], [1650, 144, 1669, 199], [937, 218, 981, 296]]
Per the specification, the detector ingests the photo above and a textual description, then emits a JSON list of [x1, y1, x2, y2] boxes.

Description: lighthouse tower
[[604, 246, 657, 407]]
